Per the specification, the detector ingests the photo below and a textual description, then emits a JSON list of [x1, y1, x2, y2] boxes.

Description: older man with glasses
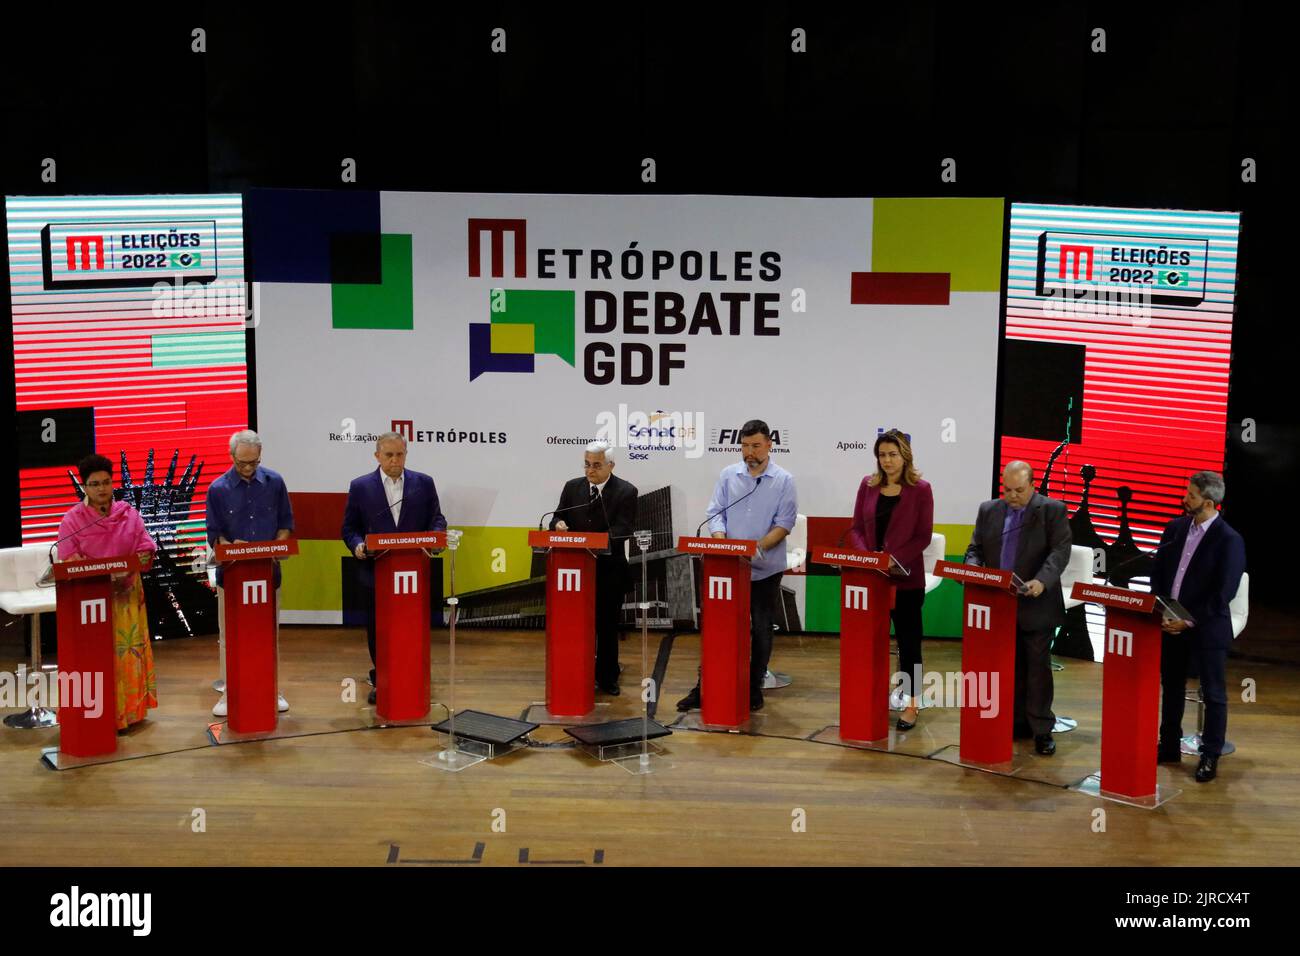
[[205, 429, 295, 716]]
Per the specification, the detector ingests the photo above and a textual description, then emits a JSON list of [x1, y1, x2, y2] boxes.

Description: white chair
[[783, 513, 808, 573], [922, 532, 946, 594], [1061, 545, 1097, 610], [1230, 571, 1249, 638], [0, 544, 59, 729], [1183, 571, 1249, 757], [765, 513, 808, 690]]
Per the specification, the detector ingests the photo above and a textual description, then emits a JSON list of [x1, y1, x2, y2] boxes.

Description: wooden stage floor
[[2, 627, 1298, 867]]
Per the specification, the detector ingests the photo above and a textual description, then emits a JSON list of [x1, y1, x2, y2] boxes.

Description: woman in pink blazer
[[849, 430, 934, 731]]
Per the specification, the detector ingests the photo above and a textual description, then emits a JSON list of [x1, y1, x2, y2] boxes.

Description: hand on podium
[[555, 520, 569, 531], [354, 542, 367, 560], [1021, 578, 1045, 597]]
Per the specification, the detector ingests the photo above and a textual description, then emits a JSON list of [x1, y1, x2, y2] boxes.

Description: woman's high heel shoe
[[896, 706, 919, 731]]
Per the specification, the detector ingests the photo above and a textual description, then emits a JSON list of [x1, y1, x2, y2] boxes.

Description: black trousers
[[1160, 632, 1229, 757], [891, 588, 925, 700], [1015, 625, 1056, 736], [363, 580, 378, 678], [595, 557, 627, 687], [748, 573, 783, 693]]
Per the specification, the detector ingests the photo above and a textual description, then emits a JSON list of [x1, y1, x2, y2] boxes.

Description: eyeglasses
[[234, 458, 261, 468]]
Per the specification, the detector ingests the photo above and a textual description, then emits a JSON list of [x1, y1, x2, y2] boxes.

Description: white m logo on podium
[[557, 568, 581, 592], [708, 576, 732, 600], [1107, 628, 1133, 658], [242, 579, 268, 604], [844, 585, 869, 611], [394, 570, 418, 595], [80, 598, 107, 625], [966, 603, 991, 631]]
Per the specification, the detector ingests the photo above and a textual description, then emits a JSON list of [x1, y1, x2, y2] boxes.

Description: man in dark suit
[[341, 432, 447, 704], [549, 441, 638, 694], [964, 460, 1072, 755], [1151, 471, 1246, 783]]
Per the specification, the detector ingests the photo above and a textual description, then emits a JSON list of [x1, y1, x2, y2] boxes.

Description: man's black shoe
[[1195, 753, 1219, 783], [1034, 733, 1056, 756], [1157, 748, 1183, 764], [1013, 723, 1034, 740], [676, 685, 701, 712], [367, 689, 377, 705], [750, 689, 764, 712], [596, 681, 621, 696], [368, 668, 376, 687]]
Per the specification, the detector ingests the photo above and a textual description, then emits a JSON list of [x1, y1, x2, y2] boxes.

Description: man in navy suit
[[341, 432, 447, 704], [1152, 471, 1247, 783]]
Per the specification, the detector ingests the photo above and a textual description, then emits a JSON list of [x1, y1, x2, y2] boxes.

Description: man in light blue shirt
[[677, 419, 797, 713]]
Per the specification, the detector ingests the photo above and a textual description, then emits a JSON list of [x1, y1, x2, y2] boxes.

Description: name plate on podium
[[675, 536, 757, 557], [810, 546, 890, 570], [215, 540, 299, 562], [366, 531, 446, 552], [528, 531, 610, 552], [933, 559, 1023, 591], [52, 554, 141, 581], [1071, 582, 1157, 614]]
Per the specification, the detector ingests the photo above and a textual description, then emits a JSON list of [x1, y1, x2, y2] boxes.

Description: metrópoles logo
[[465, 217, 786, 384]]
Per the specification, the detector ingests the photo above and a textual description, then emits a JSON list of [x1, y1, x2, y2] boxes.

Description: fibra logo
[[467, 218, 576, 382], [707, 426, 790, 454]]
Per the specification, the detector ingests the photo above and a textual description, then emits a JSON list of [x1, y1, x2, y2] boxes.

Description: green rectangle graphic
[[151, 331, 246, 369]]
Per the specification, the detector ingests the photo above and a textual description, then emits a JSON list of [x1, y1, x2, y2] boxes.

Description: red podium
[[215, 539, 297, 734], [810, 546, 901, 744], [366, 531, 444, 722], [677, 536, 758, 729], [529, 530, 609, 719], [46, 553, 140, 763], [933, 559, 1022, 767], [1072, 581, 1184, 806]]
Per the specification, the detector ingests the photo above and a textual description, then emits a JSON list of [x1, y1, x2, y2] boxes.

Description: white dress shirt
[[380, 467, 404, 525]]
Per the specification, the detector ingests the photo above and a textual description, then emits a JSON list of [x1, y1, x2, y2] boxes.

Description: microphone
[[350, 496, 408, 559], [39, 504, 126, 586], [1103, 527, 1186, 584], [964, 504, 1041, 590], [839, 505, 882, 547], [696, 476, 763, 537], [538, 499, 598, 531]]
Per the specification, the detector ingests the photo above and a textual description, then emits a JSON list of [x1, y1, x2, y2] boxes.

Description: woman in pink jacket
[[56, 454, 158, 730], [849, 430, 934, 731]]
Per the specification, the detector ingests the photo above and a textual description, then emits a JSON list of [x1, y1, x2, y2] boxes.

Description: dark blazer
[[1149, 514, 1246, 650], [964, 492, 1072, 631], [549, 472, 638, 579], [849, 477, 934, 590], [341, 468, 447, 586]]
